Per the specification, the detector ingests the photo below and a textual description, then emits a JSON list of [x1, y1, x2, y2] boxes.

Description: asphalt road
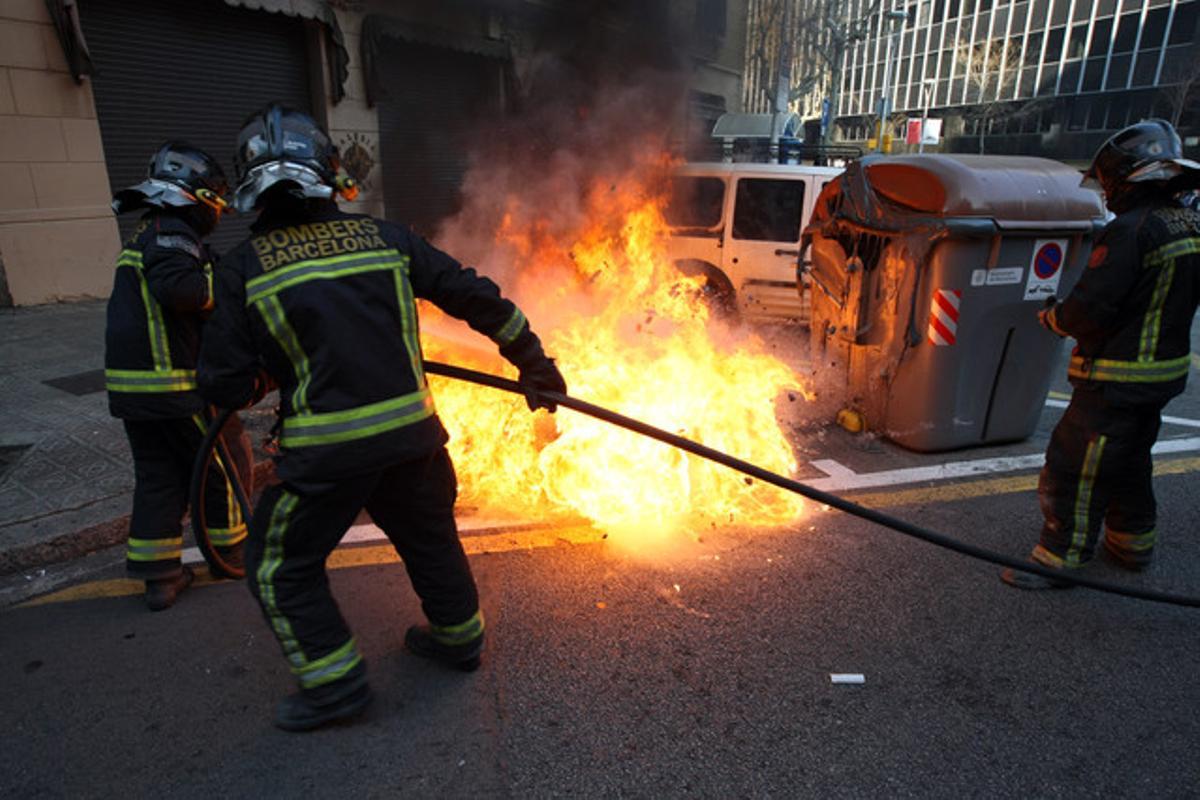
[[3, 334, 1199, 798]]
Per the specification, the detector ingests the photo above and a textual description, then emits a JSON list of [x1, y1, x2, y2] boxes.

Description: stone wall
[[0, 0, 119, 306]]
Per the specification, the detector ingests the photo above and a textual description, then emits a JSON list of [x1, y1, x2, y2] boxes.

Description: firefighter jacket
[[1043, 194, 1200, 405], [105, 211, 214, 420], [197, 202, 535, 485]]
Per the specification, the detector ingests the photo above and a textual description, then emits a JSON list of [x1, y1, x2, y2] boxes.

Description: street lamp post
[[918, 77, 937, 153], [875, 9, 909, 153]]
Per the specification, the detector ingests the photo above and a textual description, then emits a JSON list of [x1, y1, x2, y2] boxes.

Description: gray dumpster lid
[[811, 154, 1106, 232]]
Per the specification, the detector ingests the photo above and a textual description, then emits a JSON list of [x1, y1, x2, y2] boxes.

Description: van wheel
[[674, 260, 739, 322]]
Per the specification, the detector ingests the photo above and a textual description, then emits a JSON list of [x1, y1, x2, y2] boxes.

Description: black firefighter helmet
[[233, 104, 357, 212], [111, 141, 230, 217], [1083, 118, 1200, 205]]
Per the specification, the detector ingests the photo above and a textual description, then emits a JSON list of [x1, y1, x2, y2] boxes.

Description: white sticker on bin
[[971, 267, 1024, 287]]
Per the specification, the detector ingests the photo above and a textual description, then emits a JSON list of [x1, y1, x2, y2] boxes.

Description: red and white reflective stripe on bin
[[927, 289, 961, 346]]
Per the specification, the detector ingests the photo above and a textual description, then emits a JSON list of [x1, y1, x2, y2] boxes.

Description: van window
[[665, 177, 725, 228], [732, 178, 805, 242]]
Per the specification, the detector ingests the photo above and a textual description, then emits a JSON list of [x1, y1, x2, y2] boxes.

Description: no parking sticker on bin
[[1024, 239, 1068, 301]]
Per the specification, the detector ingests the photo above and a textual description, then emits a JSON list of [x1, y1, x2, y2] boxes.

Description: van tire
[[673, 260, 738, 321]]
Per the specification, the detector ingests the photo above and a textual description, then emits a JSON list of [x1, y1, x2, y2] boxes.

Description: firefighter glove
[[1037, 301, 1065, 338], [519, 357, 566, 413]]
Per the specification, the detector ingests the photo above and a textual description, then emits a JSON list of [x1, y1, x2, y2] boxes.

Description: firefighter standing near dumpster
[[105, 142, 252, 611], [197, 105, 566, 731], [1003, 119, 1200, 589]]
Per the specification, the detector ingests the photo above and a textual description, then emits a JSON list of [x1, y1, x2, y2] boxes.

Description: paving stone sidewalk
[[0, 301, 272, 577]]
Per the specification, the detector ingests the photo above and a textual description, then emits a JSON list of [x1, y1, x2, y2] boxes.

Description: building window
[[1132, 51, 1161, 86], [696, 0, 726, 39], [1168, 3, 1198, 46], [1088, 17, 1113, 59], [1142, 7, 1171, 49], [1082, 58, 1106, 91], [1067, 24, 1087, 60], [1107, 53, 1133, 88], [1113, 13, 1140, 53]]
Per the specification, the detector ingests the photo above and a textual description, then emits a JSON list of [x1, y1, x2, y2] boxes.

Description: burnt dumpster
[[803, 154, 1107, 452]]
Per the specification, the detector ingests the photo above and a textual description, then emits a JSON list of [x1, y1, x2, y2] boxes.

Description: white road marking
[[810, 459, 857, 478], [1044, 398, 1200, 429], [183, 518, 548, 565], [806, 436, 1200, 493]]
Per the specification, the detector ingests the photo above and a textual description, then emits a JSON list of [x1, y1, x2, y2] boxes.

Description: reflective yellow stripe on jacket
[[280, 388, 436, 448], [105, 368, 197, 393], [1068, 354, 1192, 383]]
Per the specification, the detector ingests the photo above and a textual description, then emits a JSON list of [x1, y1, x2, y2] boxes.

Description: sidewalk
[[0, 301, 273, 578]]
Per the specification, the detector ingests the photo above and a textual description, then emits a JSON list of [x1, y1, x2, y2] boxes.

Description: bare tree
[[743, 0, 883, 145], [955, 38, 1026, 154], [792, 0, 884, 146]]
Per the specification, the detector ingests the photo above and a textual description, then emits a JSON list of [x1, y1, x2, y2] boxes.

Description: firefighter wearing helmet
[[197, 104, 566, 731], [105, 141, 252, 611], [1002, 119, 1200, 589]]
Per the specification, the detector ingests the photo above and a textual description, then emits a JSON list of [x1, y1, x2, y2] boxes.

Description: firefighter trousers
[[123, 413, 252, 580], [245, 446, 480, 692], [1035, 386, 1166, 570]]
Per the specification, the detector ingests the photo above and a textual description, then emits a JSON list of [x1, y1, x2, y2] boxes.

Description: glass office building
[[746, 0, 1200, 159]]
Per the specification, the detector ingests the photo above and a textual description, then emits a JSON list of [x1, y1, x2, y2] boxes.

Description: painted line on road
[[807, 436, 1200, 493], [848, 455, 1200, 509], [20, 524, 604, 608], [1044, 398, 1200, 429]]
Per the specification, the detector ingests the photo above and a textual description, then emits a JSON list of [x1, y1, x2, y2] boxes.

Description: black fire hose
[[187, 362, 1198, 608], [189, 407, 255, 580], [422, 360, 1200, 609]]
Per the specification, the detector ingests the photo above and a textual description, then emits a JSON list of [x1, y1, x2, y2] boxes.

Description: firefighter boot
[[144, 565, 194, 611], [999, 559, 1074, 591], [405, 625, 484, 672], [274, 674, 373, 733]]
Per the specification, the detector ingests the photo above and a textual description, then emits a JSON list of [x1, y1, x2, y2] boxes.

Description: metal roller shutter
[[78, 0, 314, 254], [376, 43, 503, 239]]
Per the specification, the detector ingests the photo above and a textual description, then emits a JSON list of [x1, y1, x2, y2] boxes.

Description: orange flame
[[422, 152, 811, 550]]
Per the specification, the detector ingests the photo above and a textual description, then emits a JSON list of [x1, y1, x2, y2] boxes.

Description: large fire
[[421, 147, 810, 549]]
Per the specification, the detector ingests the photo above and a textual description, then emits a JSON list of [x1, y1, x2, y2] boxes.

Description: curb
[[0, 460, 274, 578]]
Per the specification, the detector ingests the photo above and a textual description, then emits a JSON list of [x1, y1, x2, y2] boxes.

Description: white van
[[665, 162, 843, 323]]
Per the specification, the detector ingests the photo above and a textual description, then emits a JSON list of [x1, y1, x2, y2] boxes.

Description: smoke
[[433, 1, 692, 314]]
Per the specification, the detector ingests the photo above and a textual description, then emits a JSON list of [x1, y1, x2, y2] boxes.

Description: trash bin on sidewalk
[[803, 154, 1108, 452]]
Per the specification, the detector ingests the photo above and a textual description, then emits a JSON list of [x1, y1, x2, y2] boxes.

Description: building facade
[[744, 0, 1200, 159], [0, 0, 745, 306]]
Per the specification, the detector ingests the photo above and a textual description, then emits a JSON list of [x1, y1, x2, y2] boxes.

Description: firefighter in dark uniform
[[1002, 119, 1200, 589], [197, 105, 567, 731], [106, 142, 253, 611]]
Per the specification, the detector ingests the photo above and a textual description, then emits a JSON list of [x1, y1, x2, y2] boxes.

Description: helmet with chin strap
[[111, 141, 230, 217], [233, 104, 357, 212], [1083, 118, 1200, 207]]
